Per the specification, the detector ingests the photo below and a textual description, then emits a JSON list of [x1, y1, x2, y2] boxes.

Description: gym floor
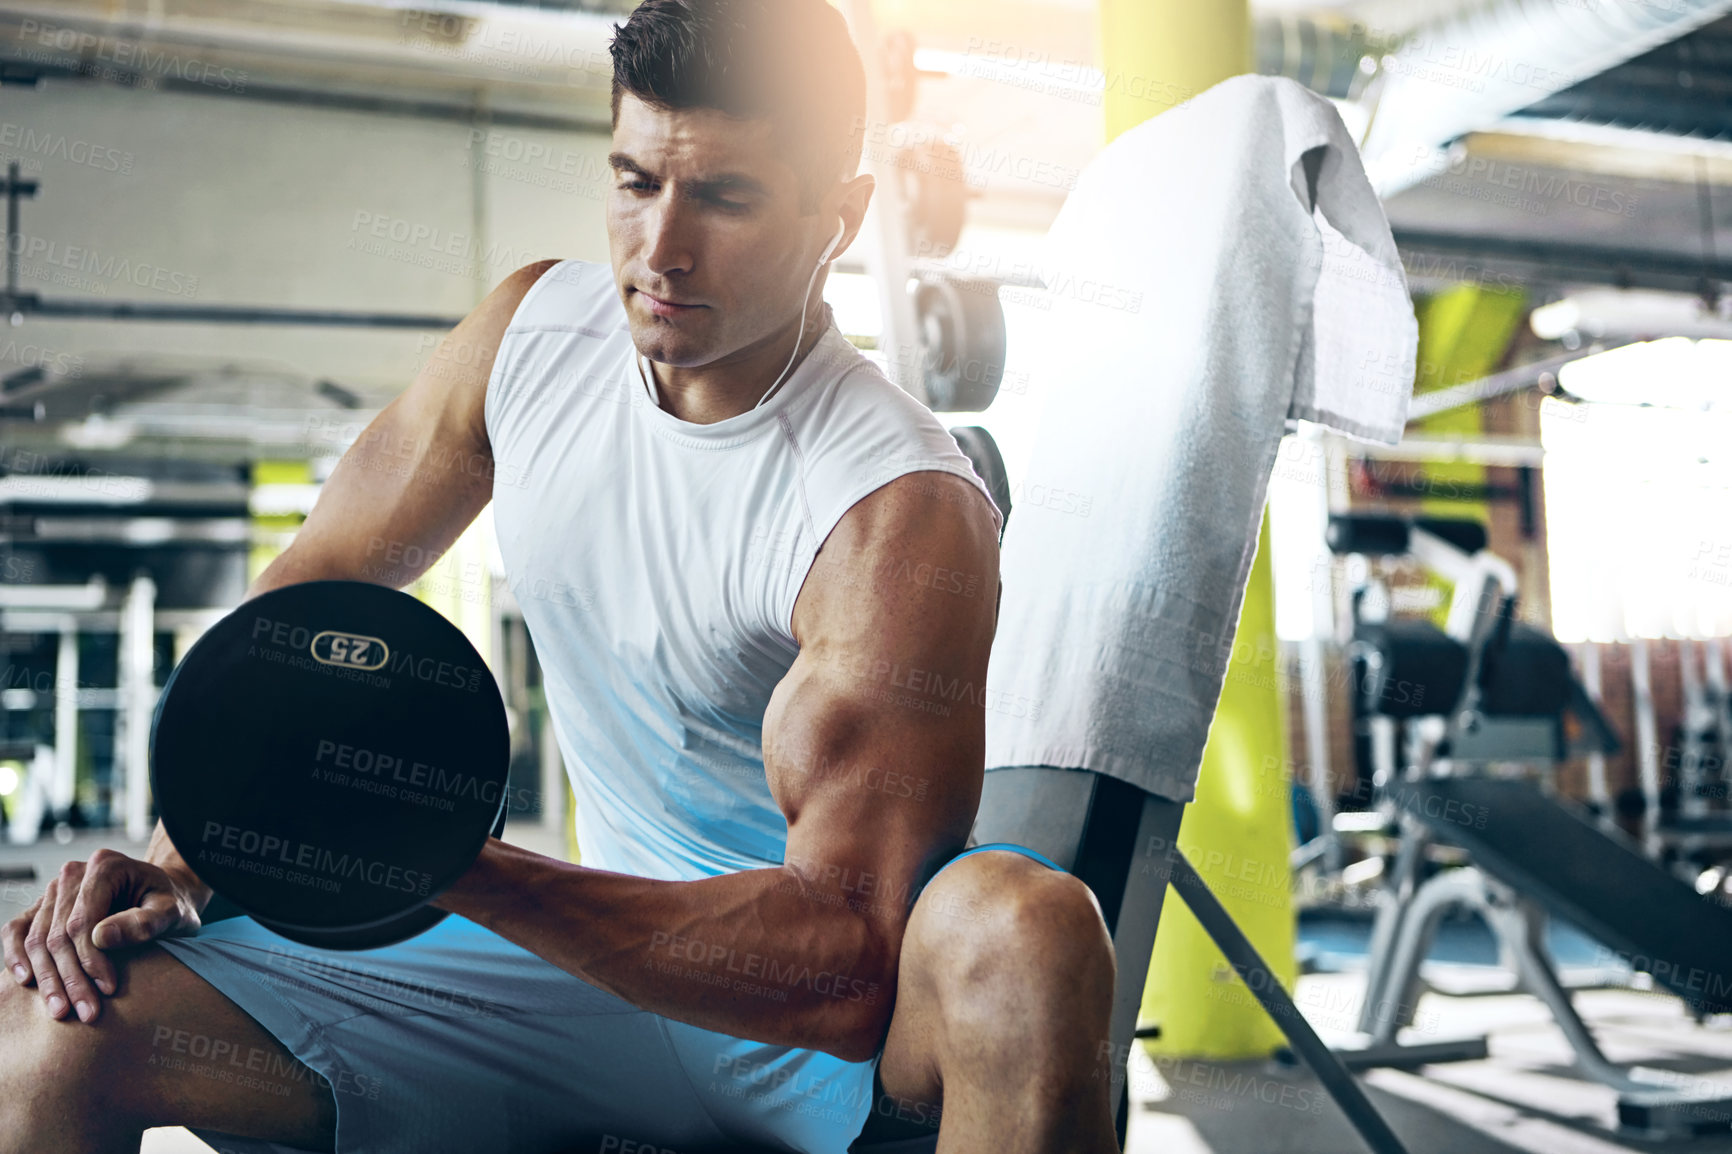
[[6, 830, 1731, 1154]]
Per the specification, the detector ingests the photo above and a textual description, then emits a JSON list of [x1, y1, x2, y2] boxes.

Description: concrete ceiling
[[0, 0, 1727, 405], [1380, 12, 1732, 300]]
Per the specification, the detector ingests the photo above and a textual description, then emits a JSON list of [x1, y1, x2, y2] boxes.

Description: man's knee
[[912, 852, 1115, 1007], [993, 864, 1115, 993], [4, 967, 96, 1075], [1, 947, 336, 1150], [0, 971, 129, 1134]]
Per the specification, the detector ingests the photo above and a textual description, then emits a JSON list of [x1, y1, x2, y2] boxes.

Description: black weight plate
[[252, 901, 448, 952], [151, 580, 509, 947], [247, 802, 509, 951]]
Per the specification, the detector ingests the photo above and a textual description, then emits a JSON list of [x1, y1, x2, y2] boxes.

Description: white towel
[[983, 74, 1417, 801]]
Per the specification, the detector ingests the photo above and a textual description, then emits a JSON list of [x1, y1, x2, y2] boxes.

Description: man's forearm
[[433, 839, 899, 1061], [144, 821, 212, 909]]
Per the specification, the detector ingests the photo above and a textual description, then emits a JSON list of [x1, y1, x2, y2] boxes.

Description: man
[[1, 2, 1119, 1151]]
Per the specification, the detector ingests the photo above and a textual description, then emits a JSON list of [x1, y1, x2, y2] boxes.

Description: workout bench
[[934, 429, 1410, 1154]]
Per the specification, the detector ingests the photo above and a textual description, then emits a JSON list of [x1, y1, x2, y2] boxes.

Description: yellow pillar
[[248, 460, 311, 586], [407, 513, 495, 669], [1097, 0, 1296, 1059], [1098, 3, 1252, 139], [1410, 286, 1528, 625], [1141, 511, 1296, 1057]]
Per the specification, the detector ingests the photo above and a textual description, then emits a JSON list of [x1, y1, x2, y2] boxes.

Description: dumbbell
[[149, 580, 510, 951]]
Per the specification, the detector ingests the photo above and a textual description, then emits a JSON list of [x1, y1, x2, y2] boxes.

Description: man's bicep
[[766, 472, 1002, 921], [768, 655, 984, 911]]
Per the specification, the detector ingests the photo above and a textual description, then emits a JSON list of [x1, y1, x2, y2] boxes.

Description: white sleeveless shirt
[[485, 259, 1000, 881]]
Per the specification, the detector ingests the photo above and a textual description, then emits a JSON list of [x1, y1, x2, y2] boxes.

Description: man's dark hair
[[608, 0, 867, 215]]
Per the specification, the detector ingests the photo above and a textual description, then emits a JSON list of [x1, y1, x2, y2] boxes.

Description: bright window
[[1542, 339, 1732, 642]]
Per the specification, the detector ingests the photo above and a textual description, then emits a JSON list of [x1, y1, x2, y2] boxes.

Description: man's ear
[[829, 172, 875, 262]]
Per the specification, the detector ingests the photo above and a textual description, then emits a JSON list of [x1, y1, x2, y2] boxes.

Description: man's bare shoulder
[[423, 259, 564, 385], [481, 259, 565, 332], [410, 259, 565, 440], [792, 471, 1001, 647]]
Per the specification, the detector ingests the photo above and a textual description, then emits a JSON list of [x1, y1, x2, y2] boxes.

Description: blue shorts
[[155, 841, 1062, 1154]]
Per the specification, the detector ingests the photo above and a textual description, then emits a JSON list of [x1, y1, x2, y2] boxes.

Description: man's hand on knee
[[2, 849, 204, 1024]]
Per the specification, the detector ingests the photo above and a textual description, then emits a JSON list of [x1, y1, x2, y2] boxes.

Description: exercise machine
[[1329, 512, 1732, 1140]]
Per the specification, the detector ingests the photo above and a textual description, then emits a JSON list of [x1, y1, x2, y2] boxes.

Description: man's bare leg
[[874, 850, 1120, 1154], [0, 945, 337, 1154]]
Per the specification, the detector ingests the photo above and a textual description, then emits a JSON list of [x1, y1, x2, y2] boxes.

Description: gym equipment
[[947, 424, 1011, 535], [1362, 786, 1732, 1138], [1389, 776, 1732, 1017], [879, 29, 921, 123], [150, 580, 510, 950], [0, 740, 67, 846], [934, 428, 1410, 1154], [913, 276, 1006, 412], [1642, 639, 1732, 879], [1330, 512, 1732, 1140], [895, 135, 969, 259], [940, 66, 1428, 1150], [0, 575, 173, 842]]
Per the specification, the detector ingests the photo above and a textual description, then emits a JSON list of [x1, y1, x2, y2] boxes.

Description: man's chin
[[630, 332, 708, 370]]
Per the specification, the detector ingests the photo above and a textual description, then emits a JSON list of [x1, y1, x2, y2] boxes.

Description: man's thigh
[[2, 941, 336, 1150], [155, 912, 739, 1154]]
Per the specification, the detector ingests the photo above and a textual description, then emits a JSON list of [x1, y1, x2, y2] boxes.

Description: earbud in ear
[[817, 221, 846, 266]]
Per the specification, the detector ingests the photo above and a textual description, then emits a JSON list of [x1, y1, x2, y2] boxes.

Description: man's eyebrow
[[607, 152, 770, 198]]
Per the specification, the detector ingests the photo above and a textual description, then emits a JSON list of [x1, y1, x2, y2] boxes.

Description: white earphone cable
[[752, 239, 834, 411]]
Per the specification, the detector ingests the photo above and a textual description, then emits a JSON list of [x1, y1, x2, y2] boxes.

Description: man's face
[[607, 93, 835, 371]]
